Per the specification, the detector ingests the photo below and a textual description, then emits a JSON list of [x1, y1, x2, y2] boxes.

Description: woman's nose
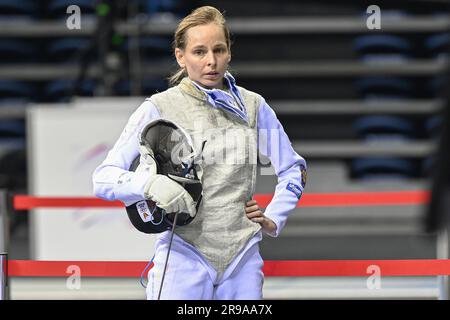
[[206, 51, 216, 66]]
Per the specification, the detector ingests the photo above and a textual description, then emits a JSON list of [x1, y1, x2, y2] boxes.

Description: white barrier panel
[[27, 99, 156, 261]]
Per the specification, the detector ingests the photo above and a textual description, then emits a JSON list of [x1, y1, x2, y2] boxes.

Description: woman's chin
[[200, 79, 224, 89]]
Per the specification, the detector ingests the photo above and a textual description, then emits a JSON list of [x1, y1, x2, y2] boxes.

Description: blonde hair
[[168, 6, 231, 86]]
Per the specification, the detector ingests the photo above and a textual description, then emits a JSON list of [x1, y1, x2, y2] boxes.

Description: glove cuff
[[114, 170, 153, 206]]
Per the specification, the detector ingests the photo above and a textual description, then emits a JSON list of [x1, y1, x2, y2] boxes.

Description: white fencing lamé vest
[[148, 77, 262, 276]]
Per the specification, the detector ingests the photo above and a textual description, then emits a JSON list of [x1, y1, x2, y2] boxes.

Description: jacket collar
[[178, 72, 249, 124], [178, 71, 237, 101], [179, 77, 209, 101]]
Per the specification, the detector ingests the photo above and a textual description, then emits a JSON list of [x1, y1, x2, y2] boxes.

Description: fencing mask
[[126, 118, 204, 234]]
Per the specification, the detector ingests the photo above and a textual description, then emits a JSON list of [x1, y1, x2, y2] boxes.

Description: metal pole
[[0, 253, 7, 300], [0, 189, 10, 300], [437, 227, 449, 300]]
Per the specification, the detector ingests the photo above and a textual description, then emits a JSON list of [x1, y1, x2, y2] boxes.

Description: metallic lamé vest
[[148, 77, 262, 276]]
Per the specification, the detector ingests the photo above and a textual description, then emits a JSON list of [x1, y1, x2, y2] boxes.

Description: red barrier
[[255, 190, 429, 208], [9, 191, 436, 279], [13, 190, 430, 210], [13, 196, 123, 209], [7, 259, 450, 277]]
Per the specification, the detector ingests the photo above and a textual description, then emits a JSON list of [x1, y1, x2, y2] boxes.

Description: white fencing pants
[[146, 233, 264, 300]]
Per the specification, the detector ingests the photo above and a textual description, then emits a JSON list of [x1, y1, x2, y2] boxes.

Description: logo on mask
[[137, 201, 152, 222]]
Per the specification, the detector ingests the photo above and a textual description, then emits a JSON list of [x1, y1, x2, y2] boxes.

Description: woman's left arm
[[255, 97, 307, 237]]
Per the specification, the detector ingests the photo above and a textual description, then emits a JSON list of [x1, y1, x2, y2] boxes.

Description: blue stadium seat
[[115, 78, 168, 96], [0, 81, 35, 104], [138, 36, 172, 59], [0, 120, 25, 137], [353, 115, 416, 139], [354, 77, 414, 100], [0, 0, 38, 16], [424, 115, 442, 139], [44, 80, 96, 102], [0, 39, 38, 63], [140, 0, 180, 15], [353, 34, 416, 100], [123, 36, 172, 62], [46, 38, 92, 62], [353, 35, 413, 56], [351, 157, 417, 180], [47, 0, 95, 17], [424, 33, 450, 59]]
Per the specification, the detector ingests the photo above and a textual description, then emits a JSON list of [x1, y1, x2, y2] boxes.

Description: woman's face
[[175, 23, 231, 89]]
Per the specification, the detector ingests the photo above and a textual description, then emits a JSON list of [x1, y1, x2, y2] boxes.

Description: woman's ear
[[175, 48, 185, 68]]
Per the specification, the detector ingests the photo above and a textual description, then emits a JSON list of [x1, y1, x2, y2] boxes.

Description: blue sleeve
[[92, 99, 161, 206], [257, 97, 307, 237]]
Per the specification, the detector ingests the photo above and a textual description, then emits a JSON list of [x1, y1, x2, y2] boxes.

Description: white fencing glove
[[139, 145, 196, 218], [143, 174, 196, 217]]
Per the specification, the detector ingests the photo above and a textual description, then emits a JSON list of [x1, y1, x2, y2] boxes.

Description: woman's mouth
[[205, 72, 220, 79]]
